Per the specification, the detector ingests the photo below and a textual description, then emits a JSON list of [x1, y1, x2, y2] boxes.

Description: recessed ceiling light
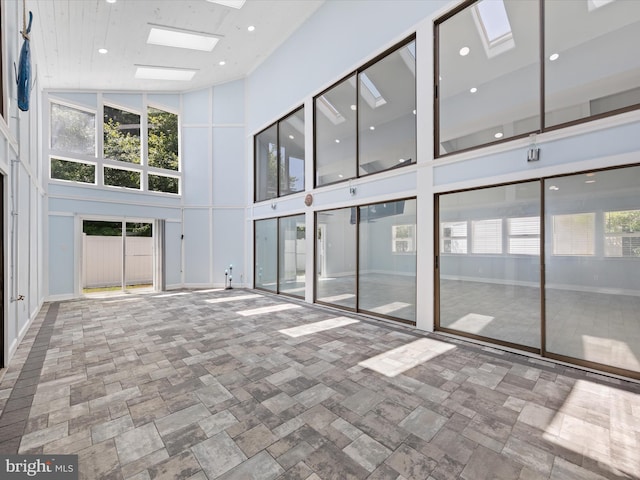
[[288, 135, 294, 140], [549, 185, 559, 191], [335, 139, 340, 143], [206, 0, 246, 8], [247, 25, 255, 32], [338, 174, 344, 178], [135, 65, 197, 81], [585, 180, 596, 184], [106, 0, 116, 4], [549, 53, 560, 61], [219, 60, 226, 66], [147, 26, 219, 52], [459, 46, 470, 56], [98, 48, 108, 54], [399, 158, 406, 163], [413, 109, 417, 115], [585, 172, 595, 177], [369, 126, 375, 131], [470, 87, 477, 93], [494, 132, 504, 139], [350, 104, 357, 111]]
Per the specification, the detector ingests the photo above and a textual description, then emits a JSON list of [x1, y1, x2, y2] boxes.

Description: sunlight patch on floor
[[237, 303, 301, 316], [359, 338, 456, 377], [279, 316, 360, 338], [369, 302, 410, 315], [445, 313, 494, 334], [205, 294, 263, 304]]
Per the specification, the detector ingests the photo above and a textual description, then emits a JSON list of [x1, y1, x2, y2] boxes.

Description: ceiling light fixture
[[585, 180, 596, 184], [288, 135, 294, 140], [459, 46, 470, 56], [247, 25, 255, 32], [549, 53, 559, 61], [350, 104, 357, 111], [219, 61, 226, 66], [494, 132, 504, 139], [549, 185, 559, 191], [135, 65, 197, 81], [369, 126, 375, 131], [106, 0, 117, 4], [147, 25, 220, 52], [206, 0, 246, 8], [335, 139, 340, 143], [470, 87, 477, 93], [98, 48, 108, 54]]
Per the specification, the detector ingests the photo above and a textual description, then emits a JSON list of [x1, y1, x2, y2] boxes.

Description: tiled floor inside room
[[0, 289, 639, 480]]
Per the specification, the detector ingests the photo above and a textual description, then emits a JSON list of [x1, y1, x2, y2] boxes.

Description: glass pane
[[82, 220, 122, 292], [255, 125, 278, 201], [50, 158, 95, 184], [51, 103, 96, 155], [359, 199, 416, 323], [104, 105, 141, 164], [545, 167, 640, 373], [279, 215, 305, 297], [148, 107, 179, 170], [125, 222, 153, 291], [315, 74, 357, 186], [149, 174, 179, 194], [316, 208, 356, 309], [255, 218, 277, 292], [438, 181, 541, 348], [545, 0, 640, 127], [104, 167, 141, 189], [437, 0, 540, 155], [279, 108, 305, 195], [359, 41, 416, 175]]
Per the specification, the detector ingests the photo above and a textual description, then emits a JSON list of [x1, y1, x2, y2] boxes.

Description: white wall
[[0, 0, 46, 366]]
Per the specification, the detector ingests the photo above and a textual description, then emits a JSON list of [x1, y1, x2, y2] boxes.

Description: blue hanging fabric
[[16, 2, 33, 112]]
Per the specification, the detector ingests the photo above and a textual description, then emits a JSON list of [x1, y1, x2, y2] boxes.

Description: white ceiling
[[30, 0, 324, 92]]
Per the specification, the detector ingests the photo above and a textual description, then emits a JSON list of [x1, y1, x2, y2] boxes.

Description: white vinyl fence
[[82, 234, 153, 288]]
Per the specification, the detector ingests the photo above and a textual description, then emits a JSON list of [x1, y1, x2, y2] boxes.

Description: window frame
[[253, 105, 305, 203], [434, 0, 640, 159], [313, 35, 417, 188]]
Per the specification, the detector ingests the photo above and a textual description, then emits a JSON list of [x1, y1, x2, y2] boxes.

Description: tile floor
[[0, 289, 639, 479]]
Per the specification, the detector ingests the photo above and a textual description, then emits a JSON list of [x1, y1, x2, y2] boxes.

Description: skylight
[[317, 96, 345, 125], [360, 73, 387, 109], [472, 0, 515, 58], [147, 26, 219, 52], [206, 0, 246, 8], [135, 66, 197, 81], [588, 0, 615, 11]]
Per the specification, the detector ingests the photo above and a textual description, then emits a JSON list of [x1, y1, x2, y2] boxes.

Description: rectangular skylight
[[476, 0, 512, 43], [359, 73, 387, 109], [472, 0, 515, 58], [147, 27, 219, 52], [135, 66, 196, 81], [317, 96, 345, 125], [206, 0, 246, 8]]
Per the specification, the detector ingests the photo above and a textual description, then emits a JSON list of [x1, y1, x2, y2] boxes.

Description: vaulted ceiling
[[29, 0, 324, 92]]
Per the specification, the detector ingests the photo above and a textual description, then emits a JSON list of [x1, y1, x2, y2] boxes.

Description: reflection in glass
[[279, 215, 305, 297], [255, 124, 278, 201], [50, 158, 95, 184], [255, 218, 277, 292], [315, 75, 357, 186], [279, 109, 305, 196], [545, 0, 640, 128], [545, 167, 640, 374], [51, 103, 96, 155], [437, 0, 540, 155], [104, 105, 141, 164], [316, 208, 356, 309], [359, 41, 416, 175], [148, 174, 179, 194], [438, 182, 540, 348], [359, 199, 416, 322], [104, 166, 141, 189]]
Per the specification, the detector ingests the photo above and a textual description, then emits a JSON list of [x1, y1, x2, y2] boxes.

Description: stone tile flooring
[[0, 289, 639, 479]]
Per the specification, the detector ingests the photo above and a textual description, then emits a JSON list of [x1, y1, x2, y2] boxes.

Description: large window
[[437, 182, 541, 349], [605, 210, 640, 257], [315, 37, 416, 187], [316, 199, 417, 323], [436, 0, 640, 156], [254, 215, 306, 298], [254, 107, 305, 202], [49, 98, 180, 194]]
